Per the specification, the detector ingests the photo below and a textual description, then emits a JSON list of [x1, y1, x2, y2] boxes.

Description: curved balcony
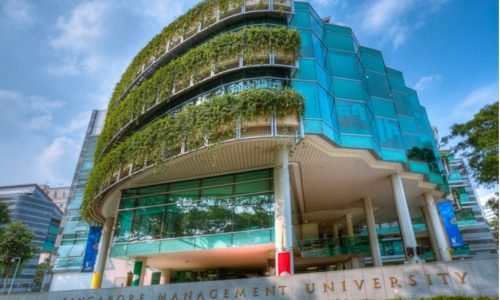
[[110, 0, 294, 111], [83, 88, 304, 223], [99, 55, 297, 161], [96, 26, 301, 161]]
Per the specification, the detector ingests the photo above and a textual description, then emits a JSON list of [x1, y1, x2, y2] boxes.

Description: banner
[[437, 200, 464, 248], [81, 226, 102, 272]]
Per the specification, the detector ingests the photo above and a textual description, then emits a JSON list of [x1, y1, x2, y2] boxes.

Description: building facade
[[0, 184, 62, 293], [77, 0, 484, 288], [440, 151, 498, 258], [41, 186, 71, 212]]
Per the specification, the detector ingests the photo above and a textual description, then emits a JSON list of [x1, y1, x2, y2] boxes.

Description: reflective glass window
[[336, 100, 371, 134], [329, 51, 361, 79]]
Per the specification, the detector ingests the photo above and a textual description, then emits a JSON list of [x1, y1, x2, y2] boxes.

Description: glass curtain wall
[[114, 169, 274, 244]]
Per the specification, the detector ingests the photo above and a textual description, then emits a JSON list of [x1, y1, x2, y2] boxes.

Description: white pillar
[[345, 214, 359, 269], [160, 269, 171, 284], [390, 173, 419, 264], [363, 197, 382, 267], [424, 193, 451, 262], [274, 146, 294, 275], [91, 217, 114, 289], [421, 206, 441, 261]]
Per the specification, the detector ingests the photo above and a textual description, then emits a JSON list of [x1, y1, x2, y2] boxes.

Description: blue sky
[[0, 0, 497, 196]]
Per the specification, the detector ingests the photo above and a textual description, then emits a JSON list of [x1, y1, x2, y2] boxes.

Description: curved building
[[84, 0, 454, 286]]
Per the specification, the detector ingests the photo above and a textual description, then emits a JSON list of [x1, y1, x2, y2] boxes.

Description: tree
[[442, 101, 499, 186], [0, 202, 9, 225], [0, 222, 37, 292], [486, 194, 499, 243]]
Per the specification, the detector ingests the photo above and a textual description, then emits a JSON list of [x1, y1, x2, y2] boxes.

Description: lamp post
[[8, 257, 21, 294]]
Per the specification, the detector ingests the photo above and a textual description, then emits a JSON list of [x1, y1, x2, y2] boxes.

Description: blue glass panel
[[325, 32, 355, 52], [318, 88, 334, 126], [110, 244, 127, 257], [313, 34, 326, 64], [232, 229, 273, 246], [360, 54, 386, 73], [399, 115, 418, 134], [326, 24, 352, 35], [336, 100, 371, 134], [372, 98, 397, 118], [387, 69, 406, 92], [310, 13, 323, 39], [393, 91, 412, 115], [315, 62, 329, 88], [160, 237, 196, 253], [300, 31, 314, 58], [304, 119, 323, 133], [408, 161, 431, 174], [292, 81, 320, 118], [329, 51, 361, 79], [195, 234, 232, 249], [291, 10, 310, 28], [402, 133, 421, 149], [340, 135, 373, 149], [381, 149, 407, 162], [375, 118, 402, 149], [333, 79, 365, 101], [365, 72, 391, 99], [296, 59, 316, 80]]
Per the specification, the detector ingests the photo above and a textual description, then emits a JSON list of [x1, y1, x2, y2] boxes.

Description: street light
[[8, 257, 21, 294]]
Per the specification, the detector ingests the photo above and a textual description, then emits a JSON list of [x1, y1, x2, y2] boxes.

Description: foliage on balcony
[[83, 88, 304, 221], [107, 0, 292, 114], [96, 26, 300, 160]]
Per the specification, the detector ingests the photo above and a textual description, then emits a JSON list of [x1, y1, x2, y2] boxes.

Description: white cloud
[[414, 74, 442, 92], [24, 114, 53, 131], [453, 83, 499, 118], [56, 111, 92, 134], [1, 0, 34, 27], [37, 136, 81, 186], [129, 0, 198, 26]]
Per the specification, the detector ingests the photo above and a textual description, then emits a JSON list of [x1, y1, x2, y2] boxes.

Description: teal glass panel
[[360, 54, 386, 73], [408, 161, 431, 174], [296, 59, 316, 80], [326, 24, 352, 35], [201, 185, 232, 197], [169, 180, 199, 192], [304, 119, 323, 133], [127, 241, 161, 256], [114, 210, 134, 242], [318, 87, 335, 127], [336, 100, 371, 134], [160, 237, 196, 253], [137, 194, 168, 207], [232, 229, 273, 246], [294, 2, 309, 11], [329, 51, 361, 79], [313, 34, 326, 64], [201, 175, 233, 187], [429, 173, 444, 184], [235, 169, 270, 182], [235, 180, 271, 194], [365, 72, 391, 99], [120, 198, 136, 209], [110, 244, 127, 257], [132, 207, 164, 240], [399, 115, 418, 134], [300, 31, 314, 58], [393, 91, 412, 115], [325, 32, 355, 52], [340, 135, 373, 149], [169, 189, 199, 203], [333, 79, 365, 101], [195, 234, 232, 249], [402, 133, 421, 150], [292, 81, 320, 118], [375, 118, 402, 149], [372, 98, 397, 118], [381, 149, 407, 162], [387, 69, 406, 92], [291, 10, 311, 28]]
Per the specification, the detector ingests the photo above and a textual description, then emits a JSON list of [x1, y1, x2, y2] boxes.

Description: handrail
[[111, 0, 294, 111]]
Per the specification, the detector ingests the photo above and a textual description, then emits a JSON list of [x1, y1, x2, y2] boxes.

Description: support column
[[424, 193, 451, 262], [333, 224, 339, 239], [421, 206, 441, 261], [390, 173, 419, 264], [363, 197, 382, 267], [274, 146, 294, 276], [91, 217, 114, 289], [132, 259, 146, 286], [160, 269, 171, 284], [345, 214, 359, 269]]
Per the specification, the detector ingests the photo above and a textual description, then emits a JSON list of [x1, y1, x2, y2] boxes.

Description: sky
[[0, 0, 497, 196]]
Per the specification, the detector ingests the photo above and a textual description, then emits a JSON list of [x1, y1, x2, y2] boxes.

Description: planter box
[[246, 0, 269, 11]]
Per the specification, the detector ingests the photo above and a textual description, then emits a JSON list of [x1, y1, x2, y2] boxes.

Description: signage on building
[[3, 259, 497, 300], [437, 200, 465, 248], [81, 226, 102, 272]]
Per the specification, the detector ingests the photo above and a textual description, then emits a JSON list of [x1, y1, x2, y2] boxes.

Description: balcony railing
[[112, 0, 294, 111], [100, 52, 297, 161], [95, 113, 303, 207], [300, 236, 370, 258]]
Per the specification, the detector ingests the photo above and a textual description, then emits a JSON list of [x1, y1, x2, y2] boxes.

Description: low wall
[[1, 258, 498, 299]]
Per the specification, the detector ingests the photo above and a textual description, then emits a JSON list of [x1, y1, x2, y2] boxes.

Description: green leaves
[[96, 26, 300, 161], [82, 88, 303, 221], [0, 221, 36, 277]]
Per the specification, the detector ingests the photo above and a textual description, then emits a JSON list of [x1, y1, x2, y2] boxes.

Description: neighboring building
[[479, 193, 498, 224], [40, 186, 71, 212], [0, 184, 62, 293], [440, 151, 498, 258]]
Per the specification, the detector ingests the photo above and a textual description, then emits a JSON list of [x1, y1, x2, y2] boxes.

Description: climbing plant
[[83, 88, 304, 221], [96, 26, 300, 160]]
